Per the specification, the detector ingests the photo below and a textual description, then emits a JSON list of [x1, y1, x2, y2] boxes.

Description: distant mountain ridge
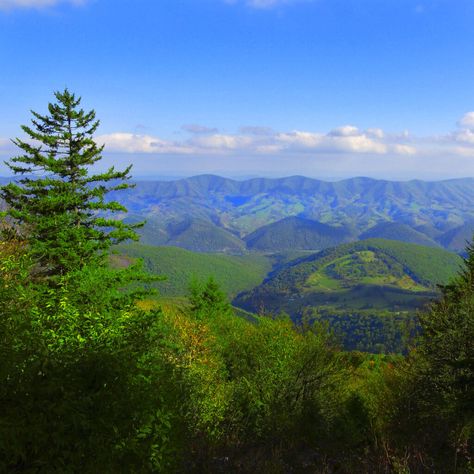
[[3, 174, 474, 253], [108, 174, 474, 253]]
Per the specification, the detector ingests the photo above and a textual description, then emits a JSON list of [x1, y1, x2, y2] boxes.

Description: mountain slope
[[437, 222, 474, 253], [244, 216, 353, 251], [359, 222, 440, 248], [125, 216, 246, 253], [165, 218, 246, 253], [113, 243, 271, 297], [234, 239, 462, 317]]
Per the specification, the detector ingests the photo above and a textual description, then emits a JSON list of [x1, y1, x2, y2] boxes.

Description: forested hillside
[[3, 173, 474, 253], [114, 243, 271, 297], [244, 216, 353, 251], [235, 239, 462, 352]]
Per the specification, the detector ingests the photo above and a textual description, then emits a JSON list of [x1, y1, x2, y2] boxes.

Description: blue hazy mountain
[[105, 175, 474, 252], [244, 216, 354, 251]]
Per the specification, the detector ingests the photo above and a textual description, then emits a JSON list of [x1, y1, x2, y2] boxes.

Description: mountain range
[[3, 174, 474, 254], [108, 174, 474, 254]]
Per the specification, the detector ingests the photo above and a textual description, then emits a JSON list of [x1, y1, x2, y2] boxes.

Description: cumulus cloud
[[0, 0, 84, 10], [97, 124, 418, 157], [458, 112, 474, 131], [448, 111, 474, 148], [366, 128, 385, 139], [96, 133, 195, 155], [328, 125, 360, 137]]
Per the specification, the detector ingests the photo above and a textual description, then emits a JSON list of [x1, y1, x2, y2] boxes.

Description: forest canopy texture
[[0, 91, 472, 473]]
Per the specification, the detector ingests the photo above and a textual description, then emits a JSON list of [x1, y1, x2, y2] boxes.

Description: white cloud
[[189, 133, 256, 151], [391, 144, 416, 155], [366, 128, 385, 139], [0, 0, 84, 10], [7, 115, 474, 179], [97, 125, 418, 157], [449, 112, 474, 148], [458, 112, 474, 131], [96, 133, 195, 155], [454, 128, 474, 145], [328, 125, 360, 137], [9, 113, 474, 168], [276, 129, 389, 154]]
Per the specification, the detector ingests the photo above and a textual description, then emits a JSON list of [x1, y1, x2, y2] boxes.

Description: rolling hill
[[359, 222, 440, 248], [126, 216, 247, 253], [165, 218, 246, 253], [233, 239, 462, 352], [244, 216, 353, 251], [4, 174, 474, 254], [113, 243, 271, 298], [234, 239, 462, 317]]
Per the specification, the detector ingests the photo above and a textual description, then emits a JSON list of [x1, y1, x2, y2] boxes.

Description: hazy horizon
[[2, 171, 474, 184]]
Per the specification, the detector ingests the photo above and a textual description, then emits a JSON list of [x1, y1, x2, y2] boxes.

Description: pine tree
[[1, 89, 141, 279], [189, 276, 232, 320]]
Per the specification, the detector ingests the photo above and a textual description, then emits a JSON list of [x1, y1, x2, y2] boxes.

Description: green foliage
[[364, 239, 462, 286], [115, 242, 272, 298], [0, 242, 185, 473], [389, 241, 474, 470], [305, 307, 418, 354], [174, 286, 349, 471], [362, 241, 474, 473], [1, 89, 141, 279], [236, 239, 462, 352], [0, 91, 173, 472], [189, 277, 233, 320]]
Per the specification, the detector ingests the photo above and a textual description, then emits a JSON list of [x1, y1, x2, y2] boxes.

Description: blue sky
[[1, 0, 474, 180]]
